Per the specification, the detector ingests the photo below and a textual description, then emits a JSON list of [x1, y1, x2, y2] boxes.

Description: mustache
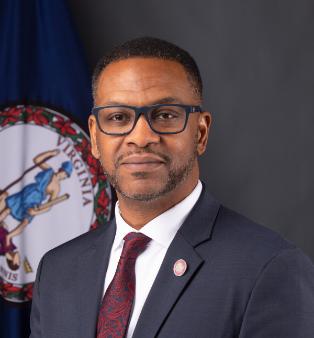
[[115, 149, 171, 168]]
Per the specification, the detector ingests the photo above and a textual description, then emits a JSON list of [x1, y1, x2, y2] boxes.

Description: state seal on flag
[[0, 105, 112, 302]]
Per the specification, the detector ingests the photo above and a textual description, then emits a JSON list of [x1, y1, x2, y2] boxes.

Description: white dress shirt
[[103, 180, 202, 338]]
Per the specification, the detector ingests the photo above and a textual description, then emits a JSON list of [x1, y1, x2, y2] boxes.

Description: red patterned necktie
[[97, 232, 151, 338]]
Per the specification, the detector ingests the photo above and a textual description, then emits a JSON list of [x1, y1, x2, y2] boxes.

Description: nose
[[125, 114, 160, 147]]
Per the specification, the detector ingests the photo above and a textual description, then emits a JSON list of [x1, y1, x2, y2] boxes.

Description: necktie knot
[[122, 232, 151, 260]]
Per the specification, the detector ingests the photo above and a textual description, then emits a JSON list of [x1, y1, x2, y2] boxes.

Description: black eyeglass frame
[[92, 104, 203, 136]]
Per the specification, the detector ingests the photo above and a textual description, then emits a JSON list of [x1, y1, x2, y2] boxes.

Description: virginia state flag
[[0, 1, 112, 337]]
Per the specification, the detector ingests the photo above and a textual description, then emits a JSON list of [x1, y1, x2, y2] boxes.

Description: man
[[30, 37, 314, 337]]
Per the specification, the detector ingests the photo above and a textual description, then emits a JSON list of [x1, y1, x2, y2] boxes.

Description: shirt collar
[[113, 180, 202, 251]]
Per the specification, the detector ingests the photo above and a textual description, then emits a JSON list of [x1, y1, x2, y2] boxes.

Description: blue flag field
[[0, 1, 112, 336]]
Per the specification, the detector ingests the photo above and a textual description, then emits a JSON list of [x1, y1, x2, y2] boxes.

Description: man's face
[[89, 58, 211, 202]]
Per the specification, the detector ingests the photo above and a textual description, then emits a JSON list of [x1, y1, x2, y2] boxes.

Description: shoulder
[[35, 168, 54, 183], [40, 220, 115, 268], [192, 185, 310, 275], [215, 205, 295, 252], [202, 203, 312, 278], [193, 197, 314, 306], [192, 184, 296, 259], [36, 167, 54, 177]]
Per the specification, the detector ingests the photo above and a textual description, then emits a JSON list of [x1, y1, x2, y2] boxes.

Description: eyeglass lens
[[97, 106, 187, 134]]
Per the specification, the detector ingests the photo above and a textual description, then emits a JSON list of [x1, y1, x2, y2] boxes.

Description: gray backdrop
[[67, 0, 314, 261]]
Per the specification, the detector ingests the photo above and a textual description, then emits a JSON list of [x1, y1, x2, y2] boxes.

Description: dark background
[[66, 0, 314, 261]]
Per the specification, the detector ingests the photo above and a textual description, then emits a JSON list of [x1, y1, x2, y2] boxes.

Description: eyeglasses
[[92, 104, 202, 135]]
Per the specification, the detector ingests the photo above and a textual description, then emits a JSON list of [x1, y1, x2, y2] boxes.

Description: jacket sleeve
[[29, 256, 45, 338], [239, 247, 314, 338]]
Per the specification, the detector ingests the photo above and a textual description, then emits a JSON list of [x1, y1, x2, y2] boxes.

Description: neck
[[116, 178, 199, 230]]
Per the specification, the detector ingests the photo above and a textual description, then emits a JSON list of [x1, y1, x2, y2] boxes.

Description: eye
[[153, 110, 179, 120], [107, 112, 131, 122]]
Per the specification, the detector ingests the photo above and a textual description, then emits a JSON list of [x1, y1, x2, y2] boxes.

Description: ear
[[197, 111, 211, 156], [88, 115, 100, 159]]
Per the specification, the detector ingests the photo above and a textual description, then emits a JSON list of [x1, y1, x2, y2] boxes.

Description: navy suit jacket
[[30, 186, 314, 337]]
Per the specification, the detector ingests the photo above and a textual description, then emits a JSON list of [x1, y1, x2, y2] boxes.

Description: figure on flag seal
[[0, 149, 73, 270], [0, 105, 112, 302]]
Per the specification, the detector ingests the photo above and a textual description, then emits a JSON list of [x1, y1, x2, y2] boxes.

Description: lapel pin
[[173, 259, 187, 277]]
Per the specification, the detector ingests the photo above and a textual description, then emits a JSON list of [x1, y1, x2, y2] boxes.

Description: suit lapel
[[76, 220, 116, 338], [133, 187, 220, 338], [133, 233, 203, 338]]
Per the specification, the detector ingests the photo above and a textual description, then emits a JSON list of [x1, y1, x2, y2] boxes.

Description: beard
[[101, 133, 199, 202]]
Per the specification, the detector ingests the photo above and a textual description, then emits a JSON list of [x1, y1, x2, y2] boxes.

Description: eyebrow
[[102, 97, 181, 106], [149, 97, 180, 105]]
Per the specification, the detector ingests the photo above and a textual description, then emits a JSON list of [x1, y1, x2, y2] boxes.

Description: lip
[[120, 155, 166, 171], [120, 155, 166, 165]]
